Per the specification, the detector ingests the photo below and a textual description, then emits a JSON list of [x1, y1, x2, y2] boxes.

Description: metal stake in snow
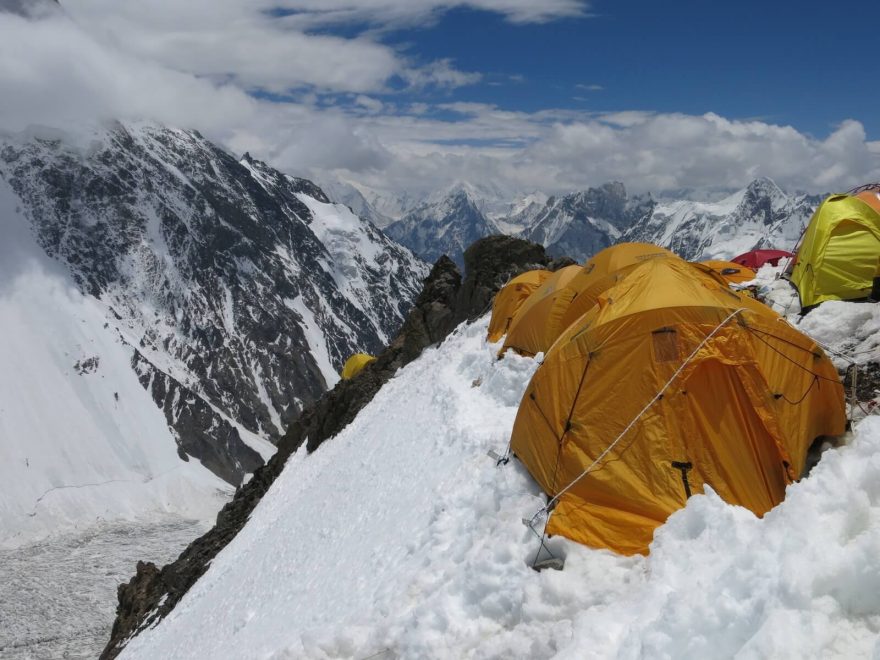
[[524, 307, 748, 529]]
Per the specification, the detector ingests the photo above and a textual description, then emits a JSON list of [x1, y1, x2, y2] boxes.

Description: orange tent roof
[[699, 260, 757, 284], [487, 269, 552, 342], [500, 265, 582, 357], [855, 190, 880, 215], [559, 243, 680, 331]]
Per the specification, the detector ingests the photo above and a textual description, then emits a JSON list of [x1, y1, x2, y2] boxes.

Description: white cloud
[[273, 0, 588, 29], [0, 1, 877, 203], [0, 12, 257, 133], [297, 108, 880, 199], [401, 59, 483, 89]]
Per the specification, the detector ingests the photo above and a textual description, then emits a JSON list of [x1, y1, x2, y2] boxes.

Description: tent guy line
[[525, 306, 748, 531]]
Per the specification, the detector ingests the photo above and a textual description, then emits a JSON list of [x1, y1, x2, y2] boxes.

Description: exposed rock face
[[101, 235, 559, 659], [454, 234, 550, 323], [0, 122, 427, 483]]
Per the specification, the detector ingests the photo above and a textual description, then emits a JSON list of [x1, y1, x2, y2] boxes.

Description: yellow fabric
[[789, 194, 880, 308], [487, 270, 552, 342], [699, 260, 757, 284], [580, 242, 678, 278], [559, 244, 680, 331], [341, 353, 376, 380], [500, 265, 583, 357], [510, 258, 845, 556]]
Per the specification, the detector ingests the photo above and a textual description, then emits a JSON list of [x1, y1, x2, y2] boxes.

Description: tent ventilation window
[[651, 327, 680, 363]]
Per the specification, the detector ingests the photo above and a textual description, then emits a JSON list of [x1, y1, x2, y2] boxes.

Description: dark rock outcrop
[[101, 235, 557, 659]]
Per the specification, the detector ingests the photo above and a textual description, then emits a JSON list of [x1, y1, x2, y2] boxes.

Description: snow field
[[124, 313, 880, 659], [0, 179, 230, 548]]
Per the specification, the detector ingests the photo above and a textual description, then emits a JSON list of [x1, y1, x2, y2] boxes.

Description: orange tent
[[500, 265, 583, 357], [487, 270, 552, 342], [699, 260, 757, 284], [559, 243, 679, 331], [854, 185, 880, 214], [511, 258, 845, 555]]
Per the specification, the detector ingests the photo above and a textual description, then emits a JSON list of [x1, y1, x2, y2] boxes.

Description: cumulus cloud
[[0, 0, 877, 201], [0, 11, 257, 133], [308, 109, 880, 198]]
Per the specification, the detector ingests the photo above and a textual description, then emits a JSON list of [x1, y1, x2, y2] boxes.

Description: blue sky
[[5, 0, 879, 195], [382, 0, 876, 139]]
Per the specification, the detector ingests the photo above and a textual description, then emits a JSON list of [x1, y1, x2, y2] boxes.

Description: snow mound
[[123, 316, 880, 659]]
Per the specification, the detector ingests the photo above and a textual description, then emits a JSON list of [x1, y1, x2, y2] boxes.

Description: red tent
[[730, 249, 793, 269]]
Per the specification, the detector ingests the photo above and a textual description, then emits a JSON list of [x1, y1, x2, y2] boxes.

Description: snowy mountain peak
[[384, 186, 500, 265], [521, 181, 654, 261], [624, 177, 822, 260], [0, 120, 427, 500]]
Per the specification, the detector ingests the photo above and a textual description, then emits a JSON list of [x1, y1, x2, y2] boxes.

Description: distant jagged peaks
[[624, 178, 822, 260], [384, 185, 501, 266], [368, 177, 821, 264]]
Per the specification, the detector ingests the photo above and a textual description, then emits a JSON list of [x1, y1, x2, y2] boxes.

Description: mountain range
[[0, 121, 427, 543], [330, 177, 823, 264]]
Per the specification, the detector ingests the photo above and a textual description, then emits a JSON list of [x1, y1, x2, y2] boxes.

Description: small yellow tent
[[500, 265, 583, 357], [699, 260, 757, 284], [511, 258, 845, 555], [487, 270, 552, 342], [341, 353, 376, 380], [559, 243, 679, 331], [789, 194, 880, 309]]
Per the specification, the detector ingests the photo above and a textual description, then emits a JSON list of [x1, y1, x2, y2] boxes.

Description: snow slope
[[122, 310, 880, 659], [0, 179, 229, 548]]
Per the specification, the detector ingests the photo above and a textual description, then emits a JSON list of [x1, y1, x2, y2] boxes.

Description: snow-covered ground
[[0, 179, 231, 548], [120, 310, 880, 659], [0, 517, 211, 659]]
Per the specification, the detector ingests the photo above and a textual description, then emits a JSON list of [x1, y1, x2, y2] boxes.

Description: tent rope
[[525, 307, 748, 528]]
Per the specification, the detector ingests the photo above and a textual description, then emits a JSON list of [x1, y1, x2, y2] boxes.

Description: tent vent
[[651, 327, 680, 363]]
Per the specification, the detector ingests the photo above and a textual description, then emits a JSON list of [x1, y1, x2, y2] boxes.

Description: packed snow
[[0, 180, 230, 548], [121, 308, 880, 659]]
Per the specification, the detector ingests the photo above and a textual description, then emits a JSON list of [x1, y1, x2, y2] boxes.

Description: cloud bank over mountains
[[1, 0, 878, 197]]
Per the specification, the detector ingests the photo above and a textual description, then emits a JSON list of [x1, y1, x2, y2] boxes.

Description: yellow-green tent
[[341, 353, 376, 380], [487, 270, 552, 342], [510, 258, 845, 555], [789, 194, 880, 309]]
